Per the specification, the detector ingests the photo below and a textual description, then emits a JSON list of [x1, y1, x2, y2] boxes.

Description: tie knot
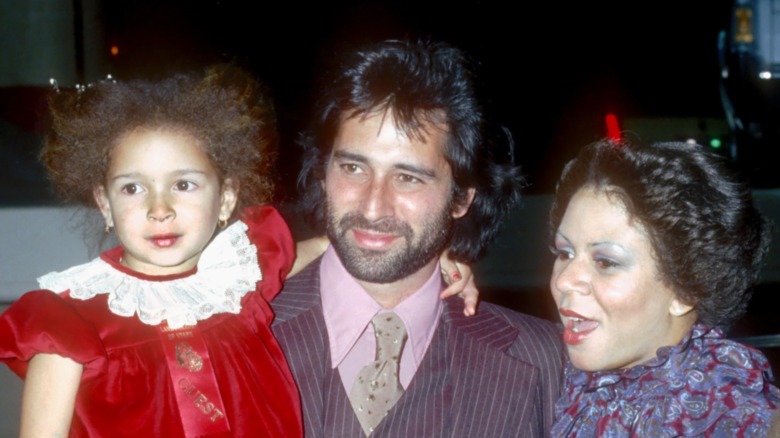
[[371, 312, 407, 360]]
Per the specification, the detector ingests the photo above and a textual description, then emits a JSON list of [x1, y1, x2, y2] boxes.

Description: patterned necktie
[[349, 312, 408, 436]]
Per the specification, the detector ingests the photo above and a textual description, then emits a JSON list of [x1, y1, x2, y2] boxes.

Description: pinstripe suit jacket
[[272, 259, 565, 437]]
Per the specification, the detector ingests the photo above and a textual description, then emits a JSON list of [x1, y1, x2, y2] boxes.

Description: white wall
[[0, 207, 114, 300]]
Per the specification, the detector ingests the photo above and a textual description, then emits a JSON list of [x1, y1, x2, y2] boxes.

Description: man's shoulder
[[475, 301, 559, 339], [443, 299, 563, 366]]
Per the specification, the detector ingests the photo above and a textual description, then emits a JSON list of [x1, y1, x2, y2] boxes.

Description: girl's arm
[[293, 236, 480, 316], [291, 236, 330, 278], [20, 353, 83, 437]]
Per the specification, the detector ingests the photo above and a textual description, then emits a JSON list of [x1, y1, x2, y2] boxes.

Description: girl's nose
[[147, 193, 175, 222]]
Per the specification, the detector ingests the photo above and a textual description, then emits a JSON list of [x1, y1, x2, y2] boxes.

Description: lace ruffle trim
[[37, 220, 262, 329]]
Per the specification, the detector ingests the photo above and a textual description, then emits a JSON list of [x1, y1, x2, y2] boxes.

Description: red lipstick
[[559, 308, 599, 346]]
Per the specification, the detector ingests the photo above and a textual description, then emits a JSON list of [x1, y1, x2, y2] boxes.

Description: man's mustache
[[338, 213, 413, 236]]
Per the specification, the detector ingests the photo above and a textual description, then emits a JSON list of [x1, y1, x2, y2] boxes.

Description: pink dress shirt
[[319, 246, 444, 392]]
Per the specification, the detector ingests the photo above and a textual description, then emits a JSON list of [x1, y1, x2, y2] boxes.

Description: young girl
[[0, 65, 302, 437]]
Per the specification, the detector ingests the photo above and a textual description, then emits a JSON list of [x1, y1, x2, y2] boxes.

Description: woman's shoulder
[[554, 325, 780, 437], [651, 325, 780, 435], [682, 325, 778, 393]]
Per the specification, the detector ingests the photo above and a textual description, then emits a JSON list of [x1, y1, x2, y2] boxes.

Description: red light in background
[[605, 113, 621, 141], [110, 45, 119, 56]]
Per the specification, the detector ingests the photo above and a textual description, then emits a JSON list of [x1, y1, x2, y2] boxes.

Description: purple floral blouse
[[552, 324, 780, 437]]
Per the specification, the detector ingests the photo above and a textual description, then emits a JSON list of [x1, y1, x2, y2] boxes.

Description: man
[[273, 39, 564, 437]]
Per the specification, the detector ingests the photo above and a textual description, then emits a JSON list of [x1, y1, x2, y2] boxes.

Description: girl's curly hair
[[41, 64, 277, 216]]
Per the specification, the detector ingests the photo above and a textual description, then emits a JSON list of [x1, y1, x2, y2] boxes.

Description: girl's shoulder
[[239, 205, 294, 302], [240, 205, 294, 255], [4, 288, 103, 324], [0, 289, 109, 376]]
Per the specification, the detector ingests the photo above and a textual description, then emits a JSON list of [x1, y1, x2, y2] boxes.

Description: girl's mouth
[[149, 234, 179, 248]]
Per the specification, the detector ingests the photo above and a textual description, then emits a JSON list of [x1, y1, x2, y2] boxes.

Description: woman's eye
[[550, 246, 573, 261], [174, 181, 196, 191], [595, 258, 620, 269]]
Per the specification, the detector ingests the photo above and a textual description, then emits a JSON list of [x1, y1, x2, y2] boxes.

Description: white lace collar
[[37, 220, 262, 329]]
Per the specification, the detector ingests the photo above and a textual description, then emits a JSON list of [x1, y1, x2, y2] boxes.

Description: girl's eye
[[174, 181, 196, 191], [121, 183, 142, 195]]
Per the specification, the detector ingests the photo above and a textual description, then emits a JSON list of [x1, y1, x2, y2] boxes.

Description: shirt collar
[[320, 246, 444, 369]]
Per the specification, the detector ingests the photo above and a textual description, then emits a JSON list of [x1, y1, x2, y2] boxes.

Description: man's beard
[[326, 208, 453, 284]]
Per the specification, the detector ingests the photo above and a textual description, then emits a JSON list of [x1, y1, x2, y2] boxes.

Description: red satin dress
[[0, 206, 302, 437]]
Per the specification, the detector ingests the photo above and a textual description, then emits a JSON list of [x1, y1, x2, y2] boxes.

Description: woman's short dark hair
[[549, 139, 771, 329], [297, 39, 524, 263], [42, 64, 277, 216]]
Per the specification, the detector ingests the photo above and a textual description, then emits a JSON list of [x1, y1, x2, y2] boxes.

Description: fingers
[[461, 283, 478, 317], [439, 261, 480, 316], [439, 254, 460, 286], [458, 273, 479, 316], [439, 280, 464, 299]]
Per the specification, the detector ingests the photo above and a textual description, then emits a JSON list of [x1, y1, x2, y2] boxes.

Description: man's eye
[[397, 174, 421, 184], [341, 163, 361, 174]]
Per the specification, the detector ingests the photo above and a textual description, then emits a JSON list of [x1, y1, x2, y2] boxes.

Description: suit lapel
[[442, 300, 541, 436], [272, 261, 330, 437], [273, 260, 363, 437], [373, 298, 540, 437]]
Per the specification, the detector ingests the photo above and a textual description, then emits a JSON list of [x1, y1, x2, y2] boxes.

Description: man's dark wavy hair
[[297, 39, 524, 263], [549, 139, 771, 329]]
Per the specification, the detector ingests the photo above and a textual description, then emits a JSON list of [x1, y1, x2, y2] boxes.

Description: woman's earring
[[105, 223, 113, 234], [218, 218, 228, 229]]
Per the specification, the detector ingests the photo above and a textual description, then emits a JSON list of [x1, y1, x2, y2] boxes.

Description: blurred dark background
[[98, 0, 737, 197], [0, 0, 740, 203]]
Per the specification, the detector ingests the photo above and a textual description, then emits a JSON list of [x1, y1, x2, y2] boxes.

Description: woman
[[549, 139, 780, 436]]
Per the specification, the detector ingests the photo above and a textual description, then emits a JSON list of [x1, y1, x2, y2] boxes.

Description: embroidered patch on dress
[[176, 342, 204, 372]]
